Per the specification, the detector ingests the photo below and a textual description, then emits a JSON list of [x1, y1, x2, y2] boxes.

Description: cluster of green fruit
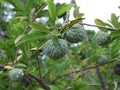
[[43, 24, 86, 60], [43, 23, 110, 60]]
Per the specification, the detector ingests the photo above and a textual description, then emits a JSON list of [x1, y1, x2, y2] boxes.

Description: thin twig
[[36, 55, 42, 78], [13, 47, 18, 68], [87, 84, 101, 86], [95, 64, 109, 90], [28, 73, 50, 90], [50, 57, 120, 84], [79, 22, 116, 31]]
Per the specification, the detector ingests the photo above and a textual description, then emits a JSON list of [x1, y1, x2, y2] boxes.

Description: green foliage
[[1, 0, 120, 90]]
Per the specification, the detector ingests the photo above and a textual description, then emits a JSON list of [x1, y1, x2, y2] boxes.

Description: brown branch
[[79, 22, 116, 31], [50, 57, 120, 84], [28, 73, 50, 90], [95, 64, 109, 90]]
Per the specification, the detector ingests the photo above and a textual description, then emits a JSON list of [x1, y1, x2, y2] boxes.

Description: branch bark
[[79, 22, 116, 31], [28, 73, 50, 90], [50, 57, 120, 84], [95, 64, 109, 90]]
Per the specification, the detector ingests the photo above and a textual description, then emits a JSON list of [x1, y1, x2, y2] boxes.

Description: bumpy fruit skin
[[65, 24, 86, 43], [43, 39, 68, 60], [95, 31, 109, 45], [97, 55, 108, 65], [9, 68, 24, 82]]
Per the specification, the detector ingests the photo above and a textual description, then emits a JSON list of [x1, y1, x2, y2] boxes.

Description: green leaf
[[50, 85, 59, 90], [73, 6, 80, 18], [24, 0, 36, 13], [47, 0, 56, 22], [37, 39, 48, 49], [94, 19, 106, 31], [94, 19, 106, 26], [111, 39, 120, 58], [60, 16, 84, 33], [110, 30, 120, 40], [13, 0, 25, 12], [21, 30, 47, 43], [110, 13, 120, 29], [57, 4, 75, 18], [14, 34, 26, 46], [37, 10, 48, 17], [30, 22, 51, 33], [15, 30, 48, 46]]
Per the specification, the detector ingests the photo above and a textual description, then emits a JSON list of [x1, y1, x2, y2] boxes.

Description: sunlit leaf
[[47, 0, 56, 22], [73, 6, 80, 18], [110, 30, 120, 40], [30, 22, 51, 33], [57, 3, 75, 18], [94, 19, 106, 31], [14, 34, 26, 45], [110, 13, 120, 29]]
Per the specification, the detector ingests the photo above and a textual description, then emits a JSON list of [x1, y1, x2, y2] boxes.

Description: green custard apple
[[43, 39, 68, 60], [9, 68, 24, 82], [65, 24, 86, 43], [95, 31, 110, 45], [97, 54, 108, 66]]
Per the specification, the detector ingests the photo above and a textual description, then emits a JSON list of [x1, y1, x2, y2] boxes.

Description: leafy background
[[0, 0, 120, 90]]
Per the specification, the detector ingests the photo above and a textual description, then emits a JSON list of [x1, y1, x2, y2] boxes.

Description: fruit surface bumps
[[43, 39, 68, 60], [95, 31, 109, 45], [9, 68, 24, 82], [65, 24, 86, 43], [97, 54, 108, 65]]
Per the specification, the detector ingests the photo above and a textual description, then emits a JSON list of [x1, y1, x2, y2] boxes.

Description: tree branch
[[95, 64, 109, 90], [79, 22, 116, 31], [50, 57, 120, 84], [28, 73, 50, 90]]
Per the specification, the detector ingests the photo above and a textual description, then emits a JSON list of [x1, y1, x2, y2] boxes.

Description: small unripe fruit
[[95, 31, 110, 45], [65, 24, 86, 43], [97, 55, 108, 65], [43, 39, 68, 60], [9, 68, 24, 82]]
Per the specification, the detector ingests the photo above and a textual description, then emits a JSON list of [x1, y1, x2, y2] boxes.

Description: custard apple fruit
[[65, 24, 86, 43], [9, 68, 24, 82], [43, 39, 68, 60], [95, 31, 109, 45], [97, 54, 108, 65]]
